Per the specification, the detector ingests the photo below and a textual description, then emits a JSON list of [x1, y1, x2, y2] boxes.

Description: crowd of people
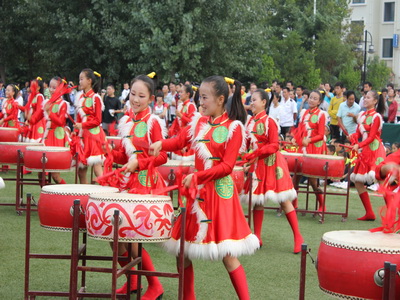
[[1, 71, 399, 299]]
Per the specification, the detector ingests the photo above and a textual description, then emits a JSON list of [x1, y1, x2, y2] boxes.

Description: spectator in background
[[384, 143, 392, 156], [164, 82, 177, 123], [67, 81, 77, 130], [359, 81, 372, 111], [154, 92, 168, 127], [102, 84, 123, 135], [337, 90, 360, 140], [395, 89, 400, 122], [286, 81, 294, 91], [279, 87, 297, 136], [43, 81, 51, 100], [244, 82, 257, 115], [0, 80, 6, 110], [328, 82, 345, 141], [15, 88, 24, 122], [21, 81, 30, 106], [319, 90, 329, 111], [268, 92, 282, 122], [275, 82, 284, 99], [119, 82, 130, 102], [323, 83, 333, 104], [295, 85, 304, 103], [386, 88, 398, 123], [392, 142, 400, 153], [298, 89, 310, 113]]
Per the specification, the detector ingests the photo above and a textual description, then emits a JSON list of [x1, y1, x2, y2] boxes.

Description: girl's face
[[363, 91, 377, 109], [49, 79, 59, 96], [199, 82, 224, 117], [308, 92, 321, 109], [250, 92, 267, 114], [156, 96, 163, 104], [79, 72, 92, 92], [5, 85, 15, 99], [179, 88, 189, 101], [388, 89, 395, 98], [392, 144, 398, 152], [129, 80, 154, 114]]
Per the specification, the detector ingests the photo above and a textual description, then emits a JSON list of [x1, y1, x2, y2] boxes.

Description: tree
[[366, 56, 393, 90]]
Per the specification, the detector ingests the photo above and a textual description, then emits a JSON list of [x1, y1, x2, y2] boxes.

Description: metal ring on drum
[[24, 146, 72, 172], [85, 193, 174, 243], [317, 230, 400, 299], [158, 160, 195, 183]]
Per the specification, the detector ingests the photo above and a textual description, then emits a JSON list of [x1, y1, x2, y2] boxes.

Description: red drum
[[282, 152, 303, 175], [0, 127, 20, 142], [158, 160, 195, 183], [0, 142, 43, 164], [317, 230, 400, 299], [24, 146, 72, 172], [86, 193, 174, 242], [232, 166, 245, 193], [106, 136, 122, 151], [302, 154, 345, 179], [38, 184, 119, 231]]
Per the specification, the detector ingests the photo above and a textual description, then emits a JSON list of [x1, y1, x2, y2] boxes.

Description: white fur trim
[[246, 118, 258, 150], [171, 152, 195, 161], [193, 121, 213, 170], [227, 120, 246, 153], [241, 189, 297, 206], [350, 170, 376, 185], [147, 114, 168, 141], [117, 115, 130, 134], [163, 233, 260, 261], [191, 200, 209, 243], [87, 155, 105, 166], [188, 113, 202, 143]]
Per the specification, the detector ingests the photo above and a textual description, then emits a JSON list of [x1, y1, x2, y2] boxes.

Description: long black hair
[[130, 74, 156, 96], [369, 90, 386, 115], [81, 68, 101, 93], [202, 75, 247, 124], [253, 88, 270, 112], [7, 84, 19, 98]]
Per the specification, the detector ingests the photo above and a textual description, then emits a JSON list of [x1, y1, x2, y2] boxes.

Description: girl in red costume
[[111, 74, 167, 299], [22, 78, 46, 142], [292, 90, 327, 212], [29, 77, 72, 184], [242, 89, 302, 253], [350, 90, 386, 221], [170, 84, 197, 160], [150, 76, 259, 300], [0, 84, 20, 128], [73, 69, 106, 184]]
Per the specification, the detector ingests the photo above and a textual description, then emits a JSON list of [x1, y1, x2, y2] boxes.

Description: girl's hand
[[291, 138, 297, 146], [73, 123, 82, 130], [123, 159, 138, 173], [149, 141, 162, 156], [182, 173, 193, 188], [176, 110, 182, 118], [352, 144, 359, 152], [0, 119, 4, 126], [302, 137, 310, 147]]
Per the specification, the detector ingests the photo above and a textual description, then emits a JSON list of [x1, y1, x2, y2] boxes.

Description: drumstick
[[67, 114, 76, 125], [339, 144, 353, 150]]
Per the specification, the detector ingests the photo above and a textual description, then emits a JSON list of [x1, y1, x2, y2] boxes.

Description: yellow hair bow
[[15, 85, 20, 91], [224, 77, 235, 85], [378, 92, 382, 95], [62, 79, 67, 84], [94, 71, 101, 77], [265, 88, 271, 92], [147, 72, 156, 79], [320, 90, 325, 94], [192, 86, 198, 92], [36, 76, 42, 81]]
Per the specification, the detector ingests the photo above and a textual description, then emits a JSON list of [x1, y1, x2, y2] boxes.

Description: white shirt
[[120, 89, 130, 101], [278, 98, 297, 127], [269, 104, 282, 122], [164, 92, 177, 115]]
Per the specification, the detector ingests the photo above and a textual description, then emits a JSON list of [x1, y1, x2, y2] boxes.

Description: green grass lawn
[[0, 170, 386, 299]]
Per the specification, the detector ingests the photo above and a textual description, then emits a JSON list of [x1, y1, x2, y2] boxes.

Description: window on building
[[384, 2, 395, 22], [352, 0, 365, 3], [382, 38, 393, 58]]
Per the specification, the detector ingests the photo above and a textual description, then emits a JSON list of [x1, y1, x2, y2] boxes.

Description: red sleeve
[[4, 102, 19, 122], [196, 125, 242, 184], [111, 147, 129, 165], [49, 102, 67, 126], [350, 126, 361, 145], [358, 116, 381, 148], [254, 119, 279, 158], [310, 113, 326, 143], [180, 103, 196, 126], [138, 119, 168, 170], [30, 109, 44, 125], [82, 95, 102, 129], [375, 150, 400, 180], [162, 126, 191, 151]]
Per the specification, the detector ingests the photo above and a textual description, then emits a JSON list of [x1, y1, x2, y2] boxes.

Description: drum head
[[41, 184, 119, 195], [322, 230, 400, 253], [282, 152, 303, 157], [26, 146, 70, 152], [162, 160, 194, 167], [89, 192, 171, 203], [0, 142, 42, 146], [304, 154, 343, 161]]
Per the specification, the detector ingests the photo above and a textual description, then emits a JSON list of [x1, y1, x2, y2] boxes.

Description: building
[[348, 0, 400, 86]]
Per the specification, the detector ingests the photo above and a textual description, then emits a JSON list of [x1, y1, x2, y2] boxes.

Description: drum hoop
[[322, 237, 400, 254], [41, 186, 119, 195], [304, 154, 343, 161], [163, 160, 194, 167], [0, 127, 18, 131], [87, 233, 170, 243], [282, 153, 303, 157], [41, 224, 87, 233], [0, 142, 42, 146], [26, 146, 70, 152], [26, 167, 74, 172], [88, 196, 172, 203], [320, 286, 364, 300]]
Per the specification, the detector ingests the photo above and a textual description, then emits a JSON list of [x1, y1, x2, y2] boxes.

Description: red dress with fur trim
[[42, 98, 70, 147], [242, 111, 296, 206], [350, 109, 386, 184], [24, 94, 46, 142], [0, 98, 19, 128], [76, 89, 107, 166], [170, 100, 197, 161], [296, 107, 327, 154], [162, 112, 259, 261], [113, 107, 168, 193]]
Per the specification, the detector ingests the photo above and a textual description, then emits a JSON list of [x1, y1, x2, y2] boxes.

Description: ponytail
[[81, 68, 101, 93], [51, 76, 73, 106], [371, 90, 386, 115]]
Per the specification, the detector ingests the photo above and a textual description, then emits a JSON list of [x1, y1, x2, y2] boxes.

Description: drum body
[[106, 136, 122, 151], [232, 166, 245, 193], [302, 154, 344, 179], [282, 152, 303, 175], [86, 193, 174, 243], [157, 160, 195, 183], [24, 146, 72, 172], [38, 184, 119, 231], [0, 142, 43, 164], [0, 127, 19, 142], [317, 230, 400, 299]]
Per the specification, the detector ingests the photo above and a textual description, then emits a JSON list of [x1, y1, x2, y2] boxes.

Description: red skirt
[[44, 126, 70, 148], [81, 127, 106, 166]]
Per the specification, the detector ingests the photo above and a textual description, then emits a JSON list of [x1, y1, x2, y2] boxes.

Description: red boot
[[141, 248, 164, 300], [229, 265, 250, 300], [316, 193, 326, 213], [253, 209, 264, 247], [286, 210, 304, 254], [58, 178, 66, 184], [357, 191, 376, 221], [116, 251, 141, 294], [183, 264, 196, 300]]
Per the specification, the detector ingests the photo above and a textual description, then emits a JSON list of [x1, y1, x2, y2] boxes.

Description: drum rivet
[[111, 214, 123, 226], [373, 268, 385, 287]]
